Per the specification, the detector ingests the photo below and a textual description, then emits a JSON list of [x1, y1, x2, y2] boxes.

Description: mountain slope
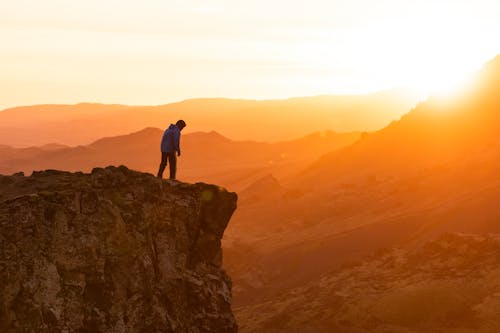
[[238, 233, 500, 333], [224, 55, 500, 318]]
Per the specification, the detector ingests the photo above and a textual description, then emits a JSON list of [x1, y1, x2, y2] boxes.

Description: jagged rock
[[0, 166, 238, 332]]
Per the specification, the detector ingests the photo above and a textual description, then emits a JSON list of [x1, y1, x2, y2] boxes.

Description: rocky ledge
[[0, 166, 238, 332]]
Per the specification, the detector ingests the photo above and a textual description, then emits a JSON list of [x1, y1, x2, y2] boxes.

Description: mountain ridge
[[0, 128, 361, 192], [0, 90, 417, 147]]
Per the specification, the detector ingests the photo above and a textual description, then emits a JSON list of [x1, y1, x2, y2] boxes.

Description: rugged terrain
[[237, 233, 500, 333], [0, 166, 237, 332]]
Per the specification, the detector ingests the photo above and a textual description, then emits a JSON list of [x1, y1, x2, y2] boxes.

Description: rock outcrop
[[0, 166, 238, 332]]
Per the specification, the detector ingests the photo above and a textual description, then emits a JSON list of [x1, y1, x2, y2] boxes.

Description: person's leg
[[168, 152, 177, 180], [157, 152, 168, 178]]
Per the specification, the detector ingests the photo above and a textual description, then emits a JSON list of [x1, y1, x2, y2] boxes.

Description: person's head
[[176, 119, 187, 131]]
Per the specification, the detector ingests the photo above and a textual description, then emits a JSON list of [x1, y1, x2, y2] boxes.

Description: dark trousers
[[157, 152, 177, 179]]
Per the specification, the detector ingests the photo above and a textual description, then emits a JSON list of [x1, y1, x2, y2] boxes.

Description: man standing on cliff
[[157, 120, 186, 180]]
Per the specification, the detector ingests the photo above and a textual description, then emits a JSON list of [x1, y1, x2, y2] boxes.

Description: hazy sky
[[1, 0, 500, 109]]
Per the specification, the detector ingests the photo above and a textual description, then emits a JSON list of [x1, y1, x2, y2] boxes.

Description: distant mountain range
[[0, 128, 360, 191], [0, 90, 418, 147]]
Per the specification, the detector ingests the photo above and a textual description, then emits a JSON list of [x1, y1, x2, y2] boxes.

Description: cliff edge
[[0, 166, 238, 332]]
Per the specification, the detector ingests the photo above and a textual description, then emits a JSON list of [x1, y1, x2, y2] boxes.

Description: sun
[[290, 13, 491, 100], [402, 62, 477, 98], [371, 17, 488, 98]]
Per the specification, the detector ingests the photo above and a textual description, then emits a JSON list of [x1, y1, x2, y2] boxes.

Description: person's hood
[[168, 124, 178, 130]]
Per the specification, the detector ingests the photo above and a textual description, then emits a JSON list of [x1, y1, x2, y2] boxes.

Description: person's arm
[[174, 130, 181, 156]]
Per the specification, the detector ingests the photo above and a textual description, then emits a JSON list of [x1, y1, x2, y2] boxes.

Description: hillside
[[237, 233, 500, 332], [224, 56, 500, 322]]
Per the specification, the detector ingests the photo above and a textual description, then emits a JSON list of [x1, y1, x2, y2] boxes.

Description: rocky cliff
[[0, 166, 238, 332]]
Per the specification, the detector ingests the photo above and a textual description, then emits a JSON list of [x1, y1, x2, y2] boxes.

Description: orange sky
[[1, 0, 500, 110]]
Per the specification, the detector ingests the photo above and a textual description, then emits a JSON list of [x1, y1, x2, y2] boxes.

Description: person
[[157, 120, 186, 180]]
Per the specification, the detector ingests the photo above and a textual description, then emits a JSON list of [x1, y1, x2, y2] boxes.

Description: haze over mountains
[[0, 90, 417, 147]]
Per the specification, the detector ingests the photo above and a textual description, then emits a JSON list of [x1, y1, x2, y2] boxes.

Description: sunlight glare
[[289, 12, 494, 98]]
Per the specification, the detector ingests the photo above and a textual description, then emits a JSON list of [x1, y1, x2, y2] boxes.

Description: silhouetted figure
[[157, 120, 186, 180]]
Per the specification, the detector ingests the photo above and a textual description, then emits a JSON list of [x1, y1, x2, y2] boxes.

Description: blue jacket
[[160, 124, 181, 153]]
